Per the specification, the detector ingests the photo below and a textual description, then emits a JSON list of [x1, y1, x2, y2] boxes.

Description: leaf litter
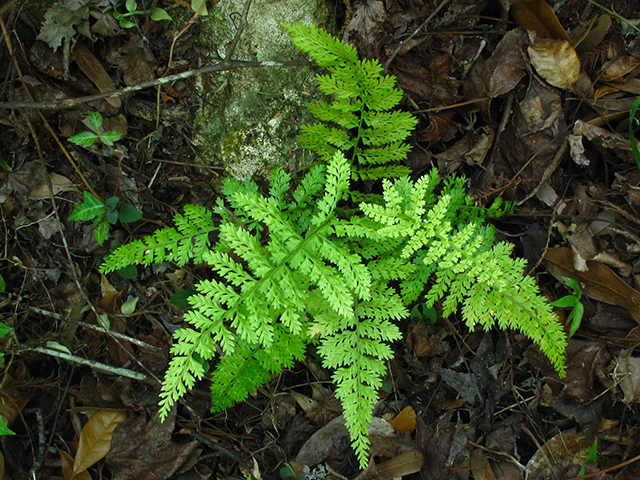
[[4, 0, 640, 478]]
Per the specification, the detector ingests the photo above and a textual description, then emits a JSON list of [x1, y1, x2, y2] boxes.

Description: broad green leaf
[[94, 219, 110, 245], [69, 192, 105, 221], [549, 295, 578, 308], [151, 8, 172, 21], [0, 323, 10, 338], [121, 296, 139, 315], [119, 18, 136, 28], [568, 302, 584, 337], [107, 210, 119, 225], [170, 289, 197, 309], [125, 0, 137, 13], [0, 416, 15, 436], [105, 197, 119, 210], [191, 0, 207, 15], [69, 131, 99, 148], [0, 274, 4, 293], [118, 203, 142, 223], [117, 264, 138, 279], [562, 276, 582, 298], [100, 131, 122, 146], [87, 112, 102, 132]]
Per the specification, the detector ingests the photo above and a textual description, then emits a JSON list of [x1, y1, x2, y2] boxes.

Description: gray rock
[[193, 0, 335, 182]]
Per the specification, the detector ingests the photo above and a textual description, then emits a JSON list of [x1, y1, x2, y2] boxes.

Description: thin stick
[[0, 60, 310, 111], [20, 347, 148, 381]]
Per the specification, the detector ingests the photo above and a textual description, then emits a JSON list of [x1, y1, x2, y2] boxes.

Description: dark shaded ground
[[3, 0, 640, 479]]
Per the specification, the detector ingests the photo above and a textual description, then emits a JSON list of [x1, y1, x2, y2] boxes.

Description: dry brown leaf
[[543, 247, 640, 322], [73, 409, 128, 476], [59, 449, 91, 480], [614, 348, 640, 404], [600, 55, 640, 82], [573, 14, 611, 54], [0, 384, 33, 429], [528, 38, 580, 89], [376, 450, 423, 480], [72, 43, 120, 109], [29, 172, 77, 199], [470, 448, 497, 480], [391, 406, 416, 434], [511, 0, 568, 40]]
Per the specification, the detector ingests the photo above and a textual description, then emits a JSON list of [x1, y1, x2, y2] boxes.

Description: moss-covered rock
[[193, 0, 334, 181]]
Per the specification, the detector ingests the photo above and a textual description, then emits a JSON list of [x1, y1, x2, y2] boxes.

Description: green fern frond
[[100, 204, 217, 273], [285, 22, 418, 181]]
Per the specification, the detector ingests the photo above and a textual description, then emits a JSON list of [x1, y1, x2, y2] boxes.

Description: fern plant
[[100, 24, 567, 469]]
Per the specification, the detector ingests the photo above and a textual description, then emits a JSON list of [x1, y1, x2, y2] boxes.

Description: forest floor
[[2, 0, 640, 479]]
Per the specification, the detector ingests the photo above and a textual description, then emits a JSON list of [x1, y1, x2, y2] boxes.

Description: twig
[[22, 407, 45, 477], [25, 305, 161, 352], [0, 60, 310, 111], [19, 347, 148, 381]]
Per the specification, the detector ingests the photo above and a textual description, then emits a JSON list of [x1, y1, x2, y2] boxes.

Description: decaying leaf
[[37, 3, 89, 52], [615, 348, 640, 404], [29, 172, 77, 199], [525, 429, 593, 478], [73, 409, 128, 476], [376, 450, 423, 480], [528, 38, 580, 90], [105, 410, 200, 480]]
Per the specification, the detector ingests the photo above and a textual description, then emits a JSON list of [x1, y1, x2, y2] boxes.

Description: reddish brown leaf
[[511, 0, 568, 40], [72, 42, 120, 109], [391, 406, 416, 434]]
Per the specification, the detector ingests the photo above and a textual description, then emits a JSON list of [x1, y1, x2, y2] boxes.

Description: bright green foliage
[[69, 112, 123, 147], [99, 25, 567, 469], [550, 276, 584, 338], [69, 192, 141, 245], [283, 22, 418, 182], [101, 204, 217, 269]]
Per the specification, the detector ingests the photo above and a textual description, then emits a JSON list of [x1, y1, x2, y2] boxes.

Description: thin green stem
[[584, 0, 640, 34]]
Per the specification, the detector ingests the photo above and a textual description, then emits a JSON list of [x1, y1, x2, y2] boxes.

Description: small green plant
[[112, 0, 172, 29], [68, 112, 142, 245], [578, 438, 600, 476], [0, 321, 15, 436], [100, 24, 567, 468], [69, 112, 123, 148], [549, 276, 584, 338], [69, 192, 142, 246]]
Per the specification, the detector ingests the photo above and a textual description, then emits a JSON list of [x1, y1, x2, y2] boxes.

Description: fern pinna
[[100, 23, 567, 469]]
